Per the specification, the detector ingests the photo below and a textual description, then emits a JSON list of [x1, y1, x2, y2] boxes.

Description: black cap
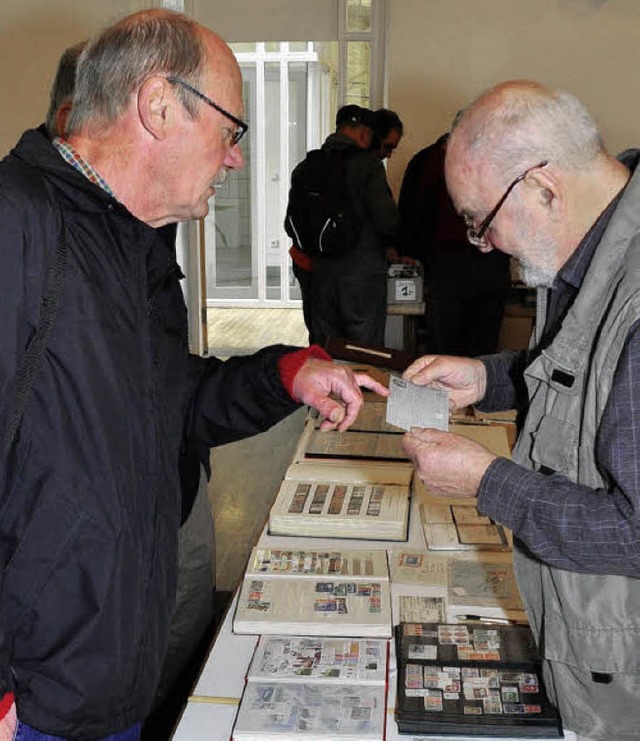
[[336, 104, 375, 128]]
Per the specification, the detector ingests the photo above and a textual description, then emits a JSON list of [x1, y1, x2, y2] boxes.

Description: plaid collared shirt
[[52, 137, 115, 198]]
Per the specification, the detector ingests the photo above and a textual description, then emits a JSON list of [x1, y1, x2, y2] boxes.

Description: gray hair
[[452, 82, 605, 182], [46, 41, 87, 137], [67, 9, 204, 134]]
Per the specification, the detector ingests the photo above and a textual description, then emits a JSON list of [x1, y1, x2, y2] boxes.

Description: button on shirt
[[476, 191, 640, 577]]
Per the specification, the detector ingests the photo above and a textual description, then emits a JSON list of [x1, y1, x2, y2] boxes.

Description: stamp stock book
[[231, 635, 387, 740], [233, 548, 393, 639], [395, 622, 562, 737]]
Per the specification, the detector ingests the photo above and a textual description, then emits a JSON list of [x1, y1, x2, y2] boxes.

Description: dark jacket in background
[[316, 132, 400, 274], [399, 133, 510, 356], [301, 132, 400, 347]]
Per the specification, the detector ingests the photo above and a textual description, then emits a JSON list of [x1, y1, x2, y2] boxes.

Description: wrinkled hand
[[292, 358, 389, 431], [402, 355, 486, 411], [402, 427, 496, 498]]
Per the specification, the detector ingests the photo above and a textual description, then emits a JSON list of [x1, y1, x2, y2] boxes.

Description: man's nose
[[224, 143, 245, 170]]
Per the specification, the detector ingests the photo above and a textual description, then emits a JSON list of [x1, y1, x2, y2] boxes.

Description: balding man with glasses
[[401, 80, 639, 741], [0, 9, 387, 740]]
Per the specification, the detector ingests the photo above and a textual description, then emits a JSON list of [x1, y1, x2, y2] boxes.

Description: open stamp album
[[232, 635, 388, 740], [269, 477, 410, 541], [313, 401, 403, 435], [246, 635, 388, 684], [303, 427, 409, 461], [419, 497, 511, 552], [388, 549, 525, 626], [233, 548, 392, 639], [395, 622, 562, 737], [414, 422, 513, 551]]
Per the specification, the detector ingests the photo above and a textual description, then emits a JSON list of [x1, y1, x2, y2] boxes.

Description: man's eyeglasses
[[466, 160, 548, 248], [167, 76, 248, 146]]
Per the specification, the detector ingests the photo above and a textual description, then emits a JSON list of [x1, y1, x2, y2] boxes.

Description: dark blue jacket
[[0, 128, 300, 738]]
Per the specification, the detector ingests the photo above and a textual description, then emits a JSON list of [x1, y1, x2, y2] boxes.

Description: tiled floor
[[207, 306, 309, 357], [204, 307, 309, 591], [209, 407, 308, 591]]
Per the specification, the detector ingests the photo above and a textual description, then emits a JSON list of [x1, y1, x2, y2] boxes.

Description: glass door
[[202, 0, 385, 308], [204, 43, 338, 307], [204, 67, 256, 301]]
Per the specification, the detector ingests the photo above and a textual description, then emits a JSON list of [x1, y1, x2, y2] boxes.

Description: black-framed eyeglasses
[[466, 161, 548, 248], [167, 76, 248, 145]]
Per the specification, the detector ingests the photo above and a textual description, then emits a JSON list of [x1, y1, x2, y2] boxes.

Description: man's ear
[[138, 76, 173, 140], [526, 167, 561, 214], [55, 102, 72, 138]]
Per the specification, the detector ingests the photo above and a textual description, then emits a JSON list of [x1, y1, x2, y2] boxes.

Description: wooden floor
[[206, 307, 308, 356]]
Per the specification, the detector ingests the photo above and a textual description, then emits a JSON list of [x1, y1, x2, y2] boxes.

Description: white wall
[[191, 0, 337, 42], [0, 0, 336, 156], [0, 0, 145, 155], [3, 1, 640, 187], [386, 0, 640, 196]]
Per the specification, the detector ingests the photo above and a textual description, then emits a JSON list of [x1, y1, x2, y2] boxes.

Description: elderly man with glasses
[[401, 80, 639, 741], [0, 9, 387, 741]]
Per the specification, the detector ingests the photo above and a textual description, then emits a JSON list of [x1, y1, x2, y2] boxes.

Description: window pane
[[289, 42, 309, 52], [346, 0, 371, 32], [265, 42, 279, 53], [207, 75, 254, 297], [288, 62, 308, 302], [346, 41, 370, 108], [229, 42, 256, 53], [314, 42, 338, 88], [204, 41, 340, 306], [264, 62, 281, 300]]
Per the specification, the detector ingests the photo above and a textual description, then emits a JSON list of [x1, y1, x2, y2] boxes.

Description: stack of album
[[395, 621, 562, 737], [233, 548, 393, 638], [232, 634, 387, 740]]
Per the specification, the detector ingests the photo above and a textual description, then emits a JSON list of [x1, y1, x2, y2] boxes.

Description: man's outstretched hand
[[292, 358, 389, 431]]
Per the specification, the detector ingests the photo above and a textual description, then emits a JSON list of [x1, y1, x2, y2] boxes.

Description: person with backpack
[[286, 104, 401, 348]]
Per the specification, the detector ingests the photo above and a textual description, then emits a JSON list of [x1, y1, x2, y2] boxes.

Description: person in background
[[45, 41, 86, 138], [371, 107, 404, 161], [402, 80, 640, 741], [288, 104, 384, 345], [370, 107, 413, 268], [398, 131, 510, 355], [300, 104, 400, 347], [0, 10, 387, 740]]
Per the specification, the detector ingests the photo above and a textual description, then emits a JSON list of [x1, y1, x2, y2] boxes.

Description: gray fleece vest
[[511, 165, 640, 739]]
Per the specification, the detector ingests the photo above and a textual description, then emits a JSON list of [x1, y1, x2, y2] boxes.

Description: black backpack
[[285, 148, 361, 257]]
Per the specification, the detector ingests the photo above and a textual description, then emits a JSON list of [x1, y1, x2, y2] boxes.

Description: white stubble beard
[[513, 214, 559, 289], [517, 259, 557, 288]]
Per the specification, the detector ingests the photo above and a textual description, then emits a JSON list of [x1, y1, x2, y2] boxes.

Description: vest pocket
[[541, 570, 640, 674], [530, 414, 578, 475]]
